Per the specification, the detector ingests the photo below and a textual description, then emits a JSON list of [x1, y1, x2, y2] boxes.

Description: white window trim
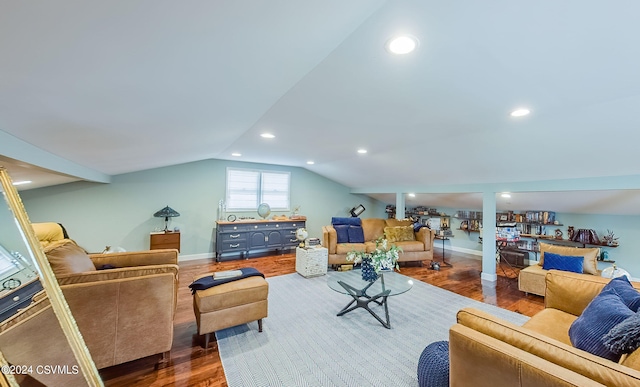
[[225, 167, 291, 212]]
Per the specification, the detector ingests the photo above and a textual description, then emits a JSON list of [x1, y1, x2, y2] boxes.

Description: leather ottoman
[[192, 275, 268, 348]]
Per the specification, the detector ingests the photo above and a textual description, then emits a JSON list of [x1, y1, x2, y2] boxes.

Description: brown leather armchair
[[32, 223, 180, 369]]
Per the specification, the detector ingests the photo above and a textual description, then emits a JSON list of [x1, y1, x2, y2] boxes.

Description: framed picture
[[499, 214, 508, 221]]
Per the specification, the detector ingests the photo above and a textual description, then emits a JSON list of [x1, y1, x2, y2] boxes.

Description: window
[[226, 168, 290, 211]]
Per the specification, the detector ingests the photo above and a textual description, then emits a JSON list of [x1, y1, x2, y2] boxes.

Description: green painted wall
[[19, 159, 385, 258]]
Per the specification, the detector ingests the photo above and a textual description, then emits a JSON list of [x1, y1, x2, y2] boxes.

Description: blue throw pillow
[[348, 225, 365, 243], [569, 288, 635, 361], [602, 276, 640, 312], [331, 217, 362, 226], [334, 225, 349, 243], [542, 252, 584, 274]]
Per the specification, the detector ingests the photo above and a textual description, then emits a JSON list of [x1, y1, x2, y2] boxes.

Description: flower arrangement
[[346, 237, 403, 275]]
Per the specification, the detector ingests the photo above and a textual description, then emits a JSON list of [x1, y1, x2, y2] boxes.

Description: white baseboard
[[481, 272, 498, 282], [446, 245, 483, 257], [179, 253, 215, 262]]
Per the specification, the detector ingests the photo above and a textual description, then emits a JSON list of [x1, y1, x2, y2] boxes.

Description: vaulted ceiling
[[2, 1, 640, 214]]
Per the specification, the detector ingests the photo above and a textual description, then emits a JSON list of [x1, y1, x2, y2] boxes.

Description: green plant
[[346, 237, 403, 273]]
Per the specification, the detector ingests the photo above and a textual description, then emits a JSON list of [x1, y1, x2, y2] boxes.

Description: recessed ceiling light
[[386, 35, 419, 55], [231, 153, 242, 157], [510, 108, 530, 117], [260, 133, 275, 139], [501, 193, 511, 198], [357, 149, 367, 154], [12, 180, 31, 186], [408, 193, 416, 197], [306, 161, 315, 165]]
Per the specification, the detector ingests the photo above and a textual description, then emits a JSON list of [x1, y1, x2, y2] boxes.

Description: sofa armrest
[[415, 227, 435, 251], [89, 249, 178, 268], [456, 307, 640, 386], [322, 226, 337, 254], [449, 324, 605, 387]]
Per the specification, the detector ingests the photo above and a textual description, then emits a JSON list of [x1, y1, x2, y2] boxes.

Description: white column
[[395, 193, 405, 220], [482, 191, 497, 282]]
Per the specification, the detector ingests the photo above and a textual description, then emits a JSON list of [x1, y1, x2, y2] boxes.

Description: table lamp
[[154, 205, 180, 231]]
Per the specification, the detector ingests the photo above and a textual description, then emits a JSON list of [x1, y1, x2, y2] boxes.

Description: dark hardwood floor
[[100, 249, 544, 387]]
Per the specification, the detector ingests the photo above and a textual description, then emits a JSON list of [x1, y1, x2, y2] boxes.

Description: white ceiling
[[2, 1, 640, 214]]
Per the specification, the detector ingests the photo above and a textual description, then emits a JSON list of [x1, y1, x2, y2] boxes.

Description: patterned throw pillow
[[542, 253, 584, 274], [384, 226, 415, 242]]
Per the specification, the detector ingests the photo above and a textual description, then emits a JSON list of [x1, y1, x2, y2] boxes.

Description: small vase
[[361, 258, 379, 282]]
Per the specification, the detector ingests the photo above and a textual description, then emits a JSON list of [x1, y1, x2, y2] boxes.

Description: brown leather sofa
[[450, 270, 640, 386], [322, 218, 435, 265]]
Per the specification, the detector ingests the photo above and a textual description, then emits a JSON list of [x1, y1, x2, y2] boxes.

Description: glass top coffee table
[[327, 269, 413, 329]]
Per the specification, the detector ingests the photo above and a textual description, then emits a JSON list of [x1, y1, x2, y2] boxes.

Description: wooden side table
[[150, 231, 180, 252]]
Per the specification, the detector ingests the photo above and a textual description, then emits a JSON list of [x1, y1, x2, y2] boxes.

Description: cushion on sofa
[[348, 225, 365, 243], [334, 225, 350, 243], [331, 217, 361, 226], [336, 243, 366, 255], [542, 253, 584, 274], [44, 240, 97, 276], [602, 276, 640, 312], [522, 308, 577, 346], [394, 241, 424, 252], [361, 218, 386, 242], [539, 243, 600, 275], [384, 226, 416, 242], [569, 288, 635, 362], [621, 347, 640, 371]]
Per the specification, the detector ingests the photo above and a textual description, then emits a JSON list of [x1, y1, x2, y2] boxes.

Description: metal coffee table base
[[336, 280, 392, 329]]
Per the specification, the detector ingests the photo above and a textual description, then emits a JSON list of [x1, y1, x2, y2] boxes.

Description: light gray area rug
[[216, 272, 529, 387]]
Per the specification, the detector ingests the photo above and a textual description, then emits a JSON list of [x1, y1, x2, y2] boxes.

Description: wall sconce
[[154, 205, 180, 231], [350, 204, 366, 217]]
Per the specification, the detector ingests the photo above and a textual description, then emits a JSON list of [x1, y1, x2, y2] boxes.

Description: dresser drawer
[[219, 241, 247, 253], [217, 223, 249, 232], [221, 232, 247, 243], [150, 232, 180, 251]]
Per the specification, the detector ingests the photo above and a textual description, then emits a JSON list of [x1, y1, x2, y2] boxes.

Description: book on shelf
[[213, 270, 243, 280]]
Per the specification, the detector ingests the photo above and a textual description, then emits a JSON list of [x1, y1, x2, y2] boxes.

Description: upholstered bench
[[192, 274, 268, 348]]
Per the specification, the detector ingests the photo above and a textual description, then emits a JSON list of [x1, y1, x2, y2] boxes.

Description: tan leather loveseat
[[518, 242, 601, 296], [450, 270, 640, 386], [322, 218, 435, 265]]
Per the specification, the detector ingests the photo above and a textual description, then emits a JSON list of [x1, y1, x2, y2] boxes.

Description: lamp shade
[[154, 206, 180, 219], [154, 206, 180, 231]]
